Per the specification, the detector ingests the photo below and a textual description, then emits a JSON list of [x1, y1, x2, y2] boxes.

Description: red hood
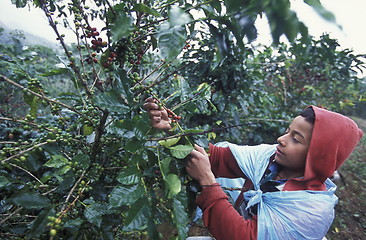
[[283, 106, 363, 191]]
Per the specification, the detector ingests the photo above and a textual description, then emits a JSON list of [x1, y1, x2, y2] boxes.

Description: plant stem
[[147, 118, 289, 141]]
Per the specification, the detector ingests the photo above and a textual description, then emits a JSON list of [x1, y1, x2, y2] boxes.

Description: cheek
[[296, 147, 308, 166]]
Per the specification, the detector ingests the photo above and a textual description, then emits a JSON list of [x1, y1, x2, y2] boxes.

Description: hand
[[143, 97, 172, 130], [186, 144, 216, 186]]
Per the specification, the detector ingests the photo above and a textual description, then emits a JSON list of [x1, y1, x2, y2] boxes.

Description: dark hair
[[300, 107, 315, 125]]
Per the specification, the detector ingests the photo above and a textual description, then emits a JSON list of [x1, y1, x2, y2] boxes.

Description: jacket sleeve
[[209, 143, 246, 178], [196, 184, 257, 240]]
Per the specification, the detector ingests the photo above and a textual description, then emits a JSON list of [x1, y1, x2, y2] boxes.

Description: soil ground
[[326, 117, 366, 240]]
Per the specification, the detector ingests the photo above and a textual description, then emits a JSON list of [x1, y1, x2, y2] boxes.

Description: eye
[[292, 137, 300, 143]]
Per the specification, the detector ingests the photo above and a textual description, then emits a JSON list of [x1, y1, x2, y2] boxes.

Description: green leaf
[[0, 176, 10, 188], [169, 144, 193, 159], [157, 6, 191, 60], [123, 198, 150, 231], [117, 166, 141, 185], [133, 3, 160, 17], [109, 184, 144, 207], [40, 68, 69, 77], [28, 207, 55, 238], [11, 0, 27, 8], [158, 24, 186, 60], [169, 5, 191, 27], [224, 0, 244, 13], [56, 165, 71, 175], [172, 192, 189, 239], [73, 154, 90, 169], [23, 95, 39, 118], [11, 192, 50, 209], [63, 219, 85, 235], [304, 0, 337, 23], [160, 157, 172, 177], [125, 137, 144, 152], [84, 201, 109, 228], [110, 12, 134, 42], [82, 124, 94, 136], [94, 88, 130, 113], [165, 174, 181, 198], [158, 137, 181, 147], [44, 155, 68, 168]]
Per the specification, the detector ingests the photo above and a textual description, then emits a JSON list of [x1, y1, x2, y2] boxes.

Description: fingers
[[193, 144, 208, 157], [194, 144, 205, 153], [143, 97, 159, 111], [189, 147, 208, 162]]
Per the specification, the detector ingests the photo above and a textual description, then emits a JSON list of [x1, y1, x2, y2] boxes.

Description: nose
[[277, 134, 286, 146]]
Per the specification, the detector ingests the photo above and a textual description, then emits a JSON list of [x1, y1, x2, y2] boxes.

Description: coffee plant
[[1, 0, 365, 239]]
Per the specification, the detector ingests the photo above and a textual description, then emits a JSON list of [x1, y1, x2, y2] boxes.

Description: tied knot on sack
[[244, 189, 263, 210]]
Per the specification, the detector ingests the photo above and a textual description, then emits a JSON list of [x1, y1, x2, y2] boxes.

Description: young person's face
[[275, 116, 314, 173]]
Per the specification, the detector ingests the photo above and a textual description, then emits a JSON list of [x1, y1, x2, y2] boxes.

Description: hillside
[[326, 117, 366, 240], [0, 21, 59, 49]]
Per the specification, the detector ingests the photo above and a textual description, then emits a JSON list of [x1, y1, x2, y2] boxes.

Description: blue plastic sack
[[218, 142, 338, 240]]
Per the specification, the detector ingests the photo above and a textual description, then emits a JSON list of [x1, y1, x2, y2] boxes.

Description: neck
[[278, 168, 304, 179]]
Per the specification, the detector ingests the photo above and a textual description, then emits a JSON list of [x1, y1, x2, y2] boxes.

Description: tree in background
[[1, 0, 365, 239]]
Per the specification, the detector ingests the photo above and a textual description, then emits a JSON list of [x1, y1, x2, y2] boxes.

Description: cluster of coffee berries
[[27, 78, 42, 89], [112, 37, 142, 66], [166, 108, 182, 123], [47, 216, 62, 237], [183, 40, 191, 50], [84, 27, 99, 38], [76, 180, 92, 195], [80, 26, 108, 52], [84, 52, 98, 65], [102, 51, 118, 69], [91, 38, 108, 51], [51, 104, 62, 115], [130, 72, 141, 82]]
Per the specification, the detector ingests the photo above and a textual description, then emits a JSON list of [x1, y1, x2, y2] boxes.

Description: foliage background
[[1, 0, 365, 239]]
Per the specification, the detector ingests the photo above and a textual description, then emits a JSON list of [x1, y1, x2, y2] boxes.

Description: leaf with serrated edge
[[169, 145, 193, 159], [158, 137, 181, 147], [165, 174, 181, 198]]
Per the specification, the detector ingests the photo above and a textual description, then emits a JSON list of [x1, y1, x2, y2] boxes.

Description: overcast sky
[[0, 0, 365, 56]]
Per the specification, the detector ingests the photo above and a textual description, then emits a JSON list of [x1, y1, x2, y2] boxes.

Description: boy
[[143, 98, 363, 239]]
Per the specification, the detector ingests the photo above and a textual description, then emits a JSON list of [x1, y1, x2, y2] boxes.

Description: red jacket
[[196, 106, 363, 240]]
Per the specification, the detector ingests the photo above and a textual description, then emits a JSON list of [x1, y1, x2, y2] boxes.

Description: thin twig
[[0, 75, 93, 124], [147, 118, 288, 141], [1, 141, 52, 163], [7, 163, 46, 186], [61, 169, 87, 212], [0, 207, 22, 225]]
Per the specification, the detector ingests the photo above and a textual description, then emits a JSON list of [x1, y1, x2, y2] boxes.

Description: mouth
[[276, 147, 285, 156]]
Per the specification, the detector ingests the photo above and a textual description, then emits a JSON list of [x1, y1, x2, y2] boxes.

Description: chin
[[274, 156, 286, 167]]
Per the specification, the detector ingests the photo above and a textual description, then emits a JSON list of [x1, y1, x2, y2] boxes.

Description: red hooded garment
[[195, 106, 363, 240]]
